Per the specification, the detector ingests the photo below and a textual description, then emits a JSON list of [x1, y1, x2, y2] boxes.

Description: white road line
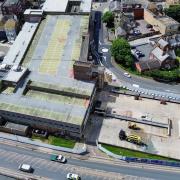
[[28, 157, 39, 165], [31, 158, 45, 166], [9, 154, 22, 162], [48, 164, 60, 172], [43, 161, 55, 169], [20, 155, 32, 163], [0, 151, 8, 158], [5, 153, 17, 161]]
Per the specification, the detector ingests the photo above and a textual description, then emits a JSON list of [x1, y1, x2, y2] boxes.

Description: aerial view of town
[[0, 0, 179, 179]]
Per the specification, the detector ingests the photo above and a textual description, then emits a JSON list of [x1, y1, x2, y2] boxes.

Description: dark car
[[119, 129, 126, 140], [146, 24, 153, 28]]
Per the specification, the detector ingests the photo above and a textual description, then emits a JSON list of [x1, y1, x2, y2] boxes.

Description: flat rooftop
[[0, 14, 95, 126], [43, 0, 69, 13], [43, 0, 92, 13], [157, 16, 180, 25]]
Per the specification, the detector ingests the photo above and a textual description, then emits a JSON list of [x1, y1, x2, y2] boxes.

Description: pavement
[[0, 132, 86, 154], [1, 140, 180, 180]]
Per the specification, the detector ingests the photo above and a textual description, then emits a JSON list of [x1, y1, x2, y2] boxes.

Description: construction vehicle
[[128, 122, 141, 130], [126, 134, 142, 144]]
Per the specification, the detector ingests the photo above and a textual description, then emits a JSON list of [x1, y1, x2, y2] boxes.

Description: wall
[[0, 110, 82, 138], [144, 9, 179, 34], [144, 9, 166, 34]]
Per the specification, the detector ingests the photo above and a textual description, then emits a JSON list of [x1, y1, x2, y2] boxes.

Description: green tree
[[102, 11, 114, 28], [111, 38, 133, 68], [164, 5, 180, 23]]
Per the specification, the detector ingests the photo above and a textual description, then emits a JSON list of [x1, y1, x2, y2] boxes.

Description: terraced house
[[0, 0, 99, 138]]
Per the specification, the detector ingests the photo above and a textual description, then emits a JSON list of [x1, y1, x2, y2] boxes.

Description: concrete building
[[135, 37, 177, 72], [144, 9, 180, 35], [0, 0, 98, 138], [24, 9, 43, 23], [166, 0, 180, 5]]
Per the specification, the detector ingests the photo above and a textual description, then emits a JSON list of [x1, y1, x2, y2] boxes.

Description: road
[[92, 5, 180, 99], [0, 142, 180, 180]]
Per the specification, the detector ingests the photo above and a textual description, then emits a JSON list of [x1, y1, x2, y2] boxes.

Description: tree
[[164, 5, 180, 23], [102, 11, 114, 28], [111, 38, 133, 68]]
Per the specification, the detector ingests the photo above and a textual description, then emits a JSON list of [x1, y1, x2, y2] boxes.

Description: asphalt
[[0, 143, 180, 180]]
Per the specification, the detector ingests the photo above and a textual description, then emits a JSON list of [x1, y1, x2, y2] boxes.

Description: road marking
[[6, 153, 17, 161]]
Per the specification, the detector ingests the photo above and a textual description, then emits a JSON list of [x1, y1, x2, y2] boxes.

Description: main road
[[0, 142, 180, 180]]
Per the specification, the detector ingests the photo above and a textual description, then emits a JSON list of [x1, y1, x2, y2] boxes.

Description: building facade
[[144, 9, 180, 35]]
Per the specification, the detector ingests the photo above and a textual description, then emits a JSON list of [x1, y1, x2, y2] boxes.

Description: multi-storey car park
[[0, 0, 100, 138]]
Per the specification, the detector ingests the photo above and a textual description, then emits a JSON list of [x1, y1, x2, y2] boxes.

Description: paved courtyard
[[98, 92, 180, 159]]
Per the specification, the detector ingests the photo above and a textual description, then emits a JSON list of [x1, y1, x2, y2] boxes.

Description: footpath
[[0, 132, 86, 155]]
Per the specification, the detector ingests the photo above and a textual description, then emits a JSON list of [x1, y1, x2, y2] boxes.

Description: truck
[[126, 134, 142, 144], [50, 154, 66, 163]]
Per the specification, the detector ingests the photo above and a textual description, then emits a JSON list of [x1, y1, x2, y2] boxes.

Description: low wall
[[97, 141, 180, 168]]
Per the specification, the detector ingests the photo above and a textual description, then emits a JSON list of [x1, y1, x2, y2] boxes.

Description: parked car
[[18, 164, 33, 173], [123, 72, 131, 78], [146, 24, 153, 28], [67, 173, 80, 180], [50, 154, 66, 163], [150, 28, 155, 32], [119, 129, 127, 140], [135, 50, 144, 57], [133, 29, 141, 36]]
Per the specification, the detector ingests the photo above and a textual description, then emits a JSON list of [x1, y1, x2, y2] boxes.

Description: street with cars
[[0, 142, 180, 180]]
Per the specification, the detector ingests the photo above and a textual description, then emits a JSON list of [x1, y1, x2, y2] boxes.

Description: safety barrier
[[124, 157, 180, 167], [97, 141, 180, 168]]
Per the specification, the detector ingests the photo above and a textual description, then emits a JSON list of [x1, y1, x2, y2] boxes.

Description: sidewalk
[[0, 132, 86, 155]]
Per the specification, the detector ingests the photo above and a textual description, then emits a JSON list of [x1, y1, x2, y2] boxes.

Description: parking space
[[131, 43, 153, 61], [135, 20, 155, 35], [97, 92, 180, 159]]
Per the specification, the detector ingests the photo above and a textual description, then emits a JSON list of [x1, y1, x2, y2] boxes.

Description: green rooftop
[[0, 102, 83, 125], [29, 80, 92, 97]]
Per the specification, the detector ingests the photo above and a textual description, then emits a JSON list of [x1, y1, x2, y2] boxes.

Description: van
[[18, 164, 33, 173]]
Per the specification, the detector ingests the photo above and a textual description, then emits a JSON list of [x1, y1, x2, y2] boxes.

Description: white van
[[18, 164, 33, 173]]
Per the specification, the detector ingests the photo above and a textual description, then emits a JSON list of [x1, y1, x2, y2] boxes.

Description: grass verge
[[102, 144, 179, 162], [32, 135, 76, 149]]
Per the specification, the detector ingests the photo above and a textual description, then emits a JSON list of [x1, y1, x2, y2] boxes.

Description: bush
[[165, 5, 180, 23], [102, 11, 114, 28], [143, 68, 180, 81], [111, 38, 133, 68], [175, 48, 180, 57]]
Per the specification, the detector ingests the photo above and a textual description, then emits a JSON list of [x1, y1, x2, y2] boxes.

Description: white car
[[18, 164, 33, 173], [67, 173, 80, 180], [123, 72, 131, 78]]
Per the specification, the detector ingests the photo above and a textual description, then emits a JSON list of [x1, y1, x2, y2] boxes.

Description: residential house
[[149, 38, 176, 69], [144, 9, 180, 35], [166, 0, 180, 5], [135, 38, 177, 72]]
